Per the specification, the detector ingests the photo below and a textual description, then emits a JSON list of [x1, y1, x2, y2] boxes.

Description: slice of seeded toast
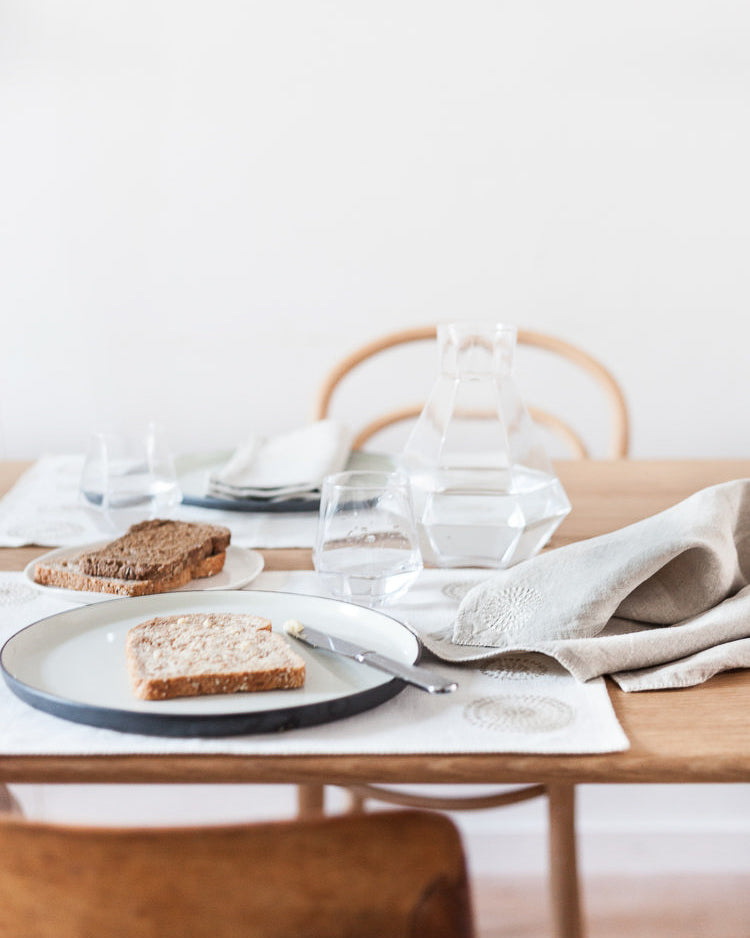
[[126, 613, 305, 700]]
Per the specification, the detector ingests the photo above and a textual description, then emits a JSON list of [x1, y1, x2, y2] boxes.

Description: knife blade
[[284, 621, 457, 694]]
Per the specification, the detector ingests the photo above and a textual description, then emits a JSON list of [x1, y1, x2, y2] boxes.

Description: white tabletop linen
[[0, 456, 320, 549], [0, 569, 628, 756]]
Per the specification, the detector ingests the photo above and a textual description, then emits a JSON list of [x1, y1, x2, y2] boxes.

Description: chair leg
[[296, 784, 325, 819], [547, 783, 584, 938], [0, 784, 23, 817], [344, 789, 367, 814]]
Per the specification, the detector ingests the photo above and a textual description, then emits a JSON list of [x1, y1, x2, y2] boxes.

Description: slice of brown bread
[[77, 519, 231, 581], [34, 551, 227, 597], [126, 614, 305, 700]]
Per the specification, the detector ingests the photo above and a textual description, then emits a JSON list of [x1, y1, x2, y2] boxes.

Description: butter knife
[[284, 621, 457, 694]]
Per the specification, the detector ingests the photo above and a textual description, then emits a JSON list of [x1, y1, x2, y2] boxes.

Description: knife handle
[[359, 652, 457, 694]]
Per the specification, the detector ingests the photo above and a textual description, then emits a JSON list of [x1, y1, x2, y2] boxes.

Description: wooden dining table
[[2, 457, 749, 938], [1, 457, 749, 788]]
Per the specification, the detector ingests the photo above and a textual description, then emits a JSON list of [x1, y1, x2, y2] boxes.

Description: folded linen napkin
[[422, 479, 750, 692], [207, 420, 352, 501]]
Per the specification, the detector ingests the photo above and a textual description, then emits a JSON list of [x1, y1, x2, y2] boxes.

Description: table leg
[[296, 784, 325, 818], [548, 783, 584, 938]]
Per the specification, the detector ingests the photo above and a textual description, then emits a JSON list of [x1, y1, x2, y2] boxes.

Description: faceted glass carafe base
[[410, 465, 570, 568]]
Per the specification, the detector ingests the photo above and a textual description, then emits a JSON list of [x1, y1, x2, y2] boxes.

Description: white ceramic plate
[[176, 450, 395, 512], [25, 544, 265, 604], [0, 589, 420, 736]]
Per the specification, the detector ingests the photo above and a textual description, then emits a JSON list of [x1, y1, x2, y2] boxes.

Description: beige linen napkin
[[436, 479, 750, 691], [208, 420, 352, 501]]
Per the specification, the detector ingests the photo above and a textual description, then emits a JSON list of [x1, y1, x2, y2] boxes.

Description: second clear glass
[[79, 423, 182, 533], [313, 470, 423, 607]]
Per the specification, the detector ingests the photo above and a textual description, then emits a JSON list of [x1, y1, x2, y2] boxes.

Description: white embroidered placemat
[[0, 456, 320, 549], [0, 569, 628, 756]]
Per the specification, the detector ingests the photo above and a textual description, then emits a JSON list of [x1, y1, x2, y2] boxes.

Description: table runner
[[0, 456, 320, 549], [0, 569, 628, 756]]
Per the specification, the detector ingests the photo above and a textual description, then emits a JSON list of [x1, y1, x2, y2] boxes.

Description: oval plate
[[0, 590, 420, 737]]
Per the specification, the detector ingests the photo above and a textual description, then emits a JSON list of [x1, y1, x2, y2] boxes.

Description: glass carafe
[[400, 321, 571, 568]]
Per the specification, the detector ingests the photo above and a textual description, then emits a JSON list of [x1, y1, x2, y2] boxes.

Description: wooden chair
[[314, 324, 629, 458], [307, 324, 630, 938], [0, 810, 474, 938], [0, 785, 21, 816]]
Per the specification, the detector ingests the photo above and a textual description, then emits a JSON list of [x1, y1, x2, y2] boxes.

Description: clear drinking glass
[[313, 470, 423, 607], [79, 423, 182, 533]]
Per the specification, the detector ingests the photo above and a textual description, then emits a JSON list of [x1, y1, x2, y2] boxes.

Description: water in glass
[[314, 471, 422, 607], [80, 425, 182, 532]]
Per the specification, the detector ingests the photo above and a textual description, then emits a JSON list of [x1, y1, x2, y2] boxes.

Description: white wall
[[2, 1, 750, 874], [2, 1, 750, 458]]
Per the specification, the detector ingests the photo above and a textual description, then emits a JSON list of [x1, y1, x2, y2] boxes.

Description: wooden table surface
[[1, 459, 749, 786]]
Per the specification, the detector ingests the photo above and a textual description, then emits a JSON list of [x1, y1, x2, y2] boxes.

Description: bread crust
[[77, 520, 231, 581], [126, 614, 305, 700], [34, 550, 227, 597], [131, 666, 304, 701]]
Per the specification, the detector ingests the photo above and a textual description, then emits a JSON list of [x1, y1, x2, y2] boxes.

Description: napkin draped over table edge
[[416, 479, 750, 692], [207, 420, 353, 500]]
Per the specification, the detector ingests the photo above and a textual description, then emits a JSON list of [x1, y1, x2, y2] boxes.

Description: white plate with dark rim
[[176, 450, 395, 512], [24, 544, 265, 604], [0, 589, 420, 737]]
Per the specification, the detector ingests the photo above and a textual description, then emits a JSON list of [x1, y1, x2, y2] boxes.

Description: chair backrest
[[0, 810, 474, 938], [314, 325, 629, 458]]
